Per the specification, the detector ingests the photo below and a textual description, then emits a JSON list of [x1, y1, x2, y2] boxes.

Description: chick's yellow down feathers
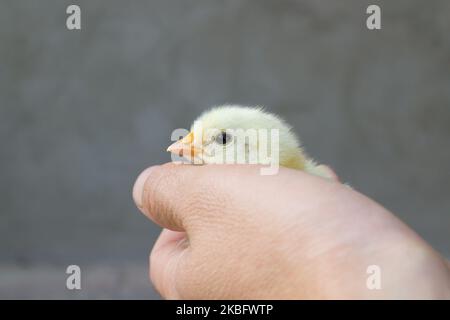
[[167, 105, 335, 180]]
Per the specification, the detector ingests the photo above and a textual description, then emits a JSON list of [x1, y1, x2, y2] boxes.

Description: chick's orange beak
[[167, 131, 202, 159]]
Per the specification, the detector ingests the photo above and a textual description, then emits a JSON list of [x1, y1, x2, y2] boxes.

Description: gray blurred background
[[0, 0, 449, 299]]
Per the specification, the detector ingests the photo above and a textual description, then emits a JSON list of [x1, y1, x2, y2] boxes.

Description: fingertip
[[133, 163, 196, 230], [133, 166, 158, 210]]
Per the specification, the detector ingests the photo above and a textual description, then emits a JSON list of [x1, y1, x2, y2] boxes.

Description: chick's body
[[168, 105, 333, 179]]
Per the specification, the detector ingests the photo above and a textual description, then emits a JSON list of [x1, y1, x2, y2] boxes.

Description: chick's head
[[167, 105, 307, 170]]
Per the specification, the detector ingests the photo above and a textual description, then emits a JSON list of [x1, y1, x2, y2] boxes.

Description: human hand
[[133, 163, 450, 299]]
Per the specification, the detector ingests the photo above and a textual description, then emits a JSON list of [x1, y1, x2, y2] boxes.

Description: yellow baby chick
[[167, 105, 336, 179]]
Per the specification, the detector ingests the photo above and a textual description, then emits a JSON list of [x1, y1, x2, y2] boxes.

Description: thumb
[[132, 163, 201, 231], [132, 163, 269, 232]]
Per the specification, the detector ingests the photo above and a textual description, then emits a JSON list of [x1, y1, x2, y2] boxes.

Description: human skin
[[132, 163, 450, 299]]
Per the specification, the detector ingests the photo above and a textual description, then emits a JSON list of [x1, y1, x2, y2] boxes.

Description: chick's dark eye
[[215, 132, 232, 145]]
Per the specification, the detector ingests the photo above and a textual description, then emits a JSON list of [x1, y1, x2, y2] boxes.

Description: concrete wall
[[1, 0, 449, 298]]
